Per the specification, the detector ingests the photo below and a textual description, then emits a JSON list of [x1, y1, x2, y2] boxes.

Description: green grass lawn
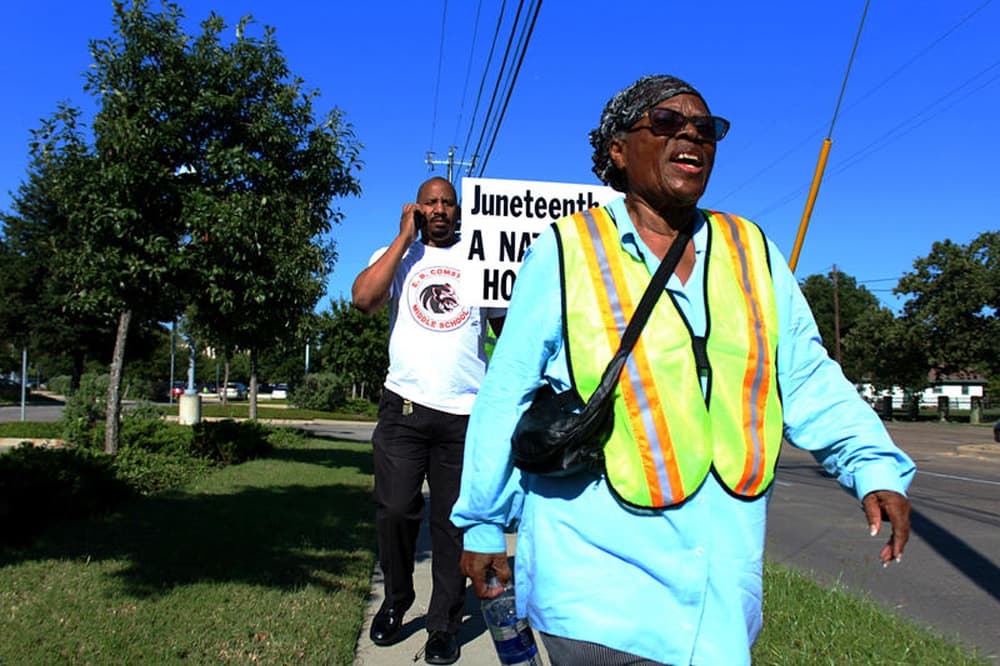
[[0, 431, 989, 665], [754, 564, 988, 664], [0, 434, 375, 665]]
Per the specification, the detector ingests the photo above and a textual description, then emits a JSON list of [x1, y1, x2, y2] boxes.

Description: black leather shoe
[[369, 603, 407, 646], [424, 630, 460, 665]]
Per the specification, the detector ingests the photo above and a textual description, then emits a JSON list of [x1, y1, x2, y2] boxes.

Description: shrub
[[110, 404, 212, 494], [121, 376, 159, 402], [344, 397, 378, 418], [191, 420, 273, 464], [112, 446, 212, 495], [266, 427, 310, 450], [291, 372, 350, 412], [0, 444, 132, 546], [46, 375, 72, 396], [60, 372, 109, 448], [120, 413, 190, 455]]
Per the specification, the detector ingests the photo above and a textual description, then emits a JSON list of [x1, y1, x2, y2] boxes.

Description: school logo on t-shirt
[[406, 265, 472, 331]]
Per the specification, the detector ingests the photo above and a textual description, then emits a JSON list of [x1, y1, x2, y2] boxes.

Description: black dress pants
[[372, 389, 467, 634]]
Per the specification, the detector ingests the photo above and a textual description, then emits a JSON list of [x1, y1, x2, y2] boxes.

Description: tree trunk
[[71, 352, 85, 392], [249, 347, 258, 420], [104, 309, 131, 455], [222, 356, 231, 405]]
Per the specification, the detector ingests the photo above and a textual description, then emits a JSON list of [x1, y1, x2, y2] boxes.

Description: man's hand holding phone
[[398, 204, 426, 244]]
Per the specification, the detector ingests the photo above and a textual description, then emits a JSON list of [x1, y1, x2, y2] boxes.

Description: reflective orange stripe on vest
[[572, 208, 688, 506], [708, 211, 782, 497]]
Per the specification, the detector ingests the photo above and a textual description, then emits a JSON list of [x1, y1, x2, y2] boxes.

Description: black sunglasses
[[634, 107, 731, 142]]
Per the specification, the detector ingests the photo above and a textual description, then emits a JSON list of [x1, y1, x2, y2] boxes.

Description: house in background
[[859, 368, 988, 409]]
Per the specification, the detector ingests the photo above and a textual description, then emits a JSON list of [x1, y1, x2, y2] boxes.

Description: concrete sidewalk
[[353, 502, 549, 666]]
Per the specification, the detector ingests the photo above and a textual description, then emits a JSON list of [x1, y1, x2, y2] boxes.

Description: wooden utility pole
[[833, 264, 842, 365]]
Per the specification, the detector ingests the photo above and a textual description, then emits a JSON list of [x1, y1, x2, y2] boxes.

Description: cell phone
[[413, 210, 427, 231]]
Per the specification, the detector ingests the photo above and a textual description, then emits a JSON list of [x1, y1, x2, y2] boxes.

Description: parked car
[[219, 382, 247, 400], [170, 381, 186, 399], [994, 419, 1000, 443], [270, 383, 289, 400], [0, 378, 20, 401]]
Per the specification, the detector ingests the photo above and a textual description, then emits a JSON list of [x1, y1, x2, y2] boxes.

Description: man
[[352, 176, 504, 665], [451, 75, 915, 665]]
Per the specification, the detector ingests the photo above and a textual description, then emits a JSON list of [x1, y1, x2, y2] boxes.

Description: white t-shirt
[[371, 242, 505, 415]]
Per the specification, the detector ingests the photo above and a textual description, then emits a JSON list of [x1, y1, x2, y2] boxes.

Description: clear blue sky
[[4, 1, 999, 313]]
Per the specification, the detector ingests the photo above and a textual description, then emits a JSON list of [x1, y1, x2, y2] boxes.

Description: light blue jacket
[[451, 197, 915, 665]]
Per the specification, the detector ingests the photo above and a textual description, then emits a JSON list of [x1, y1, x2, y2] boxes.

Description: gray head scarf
[[589, 74, 706, 191]]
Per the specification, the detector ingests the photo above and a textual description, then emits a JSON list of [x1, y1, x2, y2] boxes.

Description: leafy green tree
[[314, 298, 388, 401], [178, 14, 362, 419], [799, 269, 881, 382], [842, 307, 929, 395], [895, 232, 1000, 378], [256, 319, 313, 388], [27, 4, 198, 453], [0, 109, 140, 391]]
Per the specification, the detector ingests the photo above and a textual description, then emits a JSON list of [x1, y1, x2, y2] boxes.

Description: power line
[[458, 0, 508, 168], [477, 0, 541, 176], [430, 0, 542, 179], [452, 0, 485, 148], [468, 0, 527, 171], [826, 0, 870, 139], [721, 1, 995, 214], [829, 60, 1000, 176], [427, 0, 450, 152], [843, 0, 995, 114], [750, 57, 1000, 219]]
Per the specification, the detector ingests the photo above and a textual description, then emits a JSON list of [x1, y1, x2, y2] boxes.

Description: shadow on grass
[[288, 429, 374, 446], [0, 449, 377, 600], [271, 443, 374, 475]]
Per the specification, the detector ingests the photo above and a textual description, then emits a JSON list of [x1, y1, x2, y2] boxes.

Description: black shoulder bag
[[511, 226, 692, 476]]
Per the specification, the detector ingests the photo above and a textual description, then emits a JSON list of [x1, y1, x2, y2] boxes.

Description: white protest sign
[[458, 177, 618, 308]]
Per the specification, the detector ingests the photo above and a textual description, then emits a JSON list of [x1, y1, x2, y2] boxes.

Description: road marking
[[919, 470, 1000, 486]]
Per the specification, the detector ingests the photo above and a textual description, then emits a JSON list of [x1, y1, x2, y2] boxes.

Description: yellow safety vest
[[556, 206, 783, 510]]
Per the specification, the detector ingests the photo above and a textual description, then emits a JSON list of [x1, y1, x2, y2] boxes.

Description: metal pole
[[187, 334, 196, 394], [20, 347, 27, 422], [169, 320, 176, 405]]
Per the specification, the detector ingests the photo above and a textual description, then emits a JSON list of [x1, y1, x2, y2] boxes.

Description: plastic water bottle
[[481, 569, 543, 666]]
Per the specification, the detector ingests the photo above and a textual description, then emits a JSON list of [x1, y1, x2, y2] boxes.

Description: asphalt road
[[0, 402, 64, 423]]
